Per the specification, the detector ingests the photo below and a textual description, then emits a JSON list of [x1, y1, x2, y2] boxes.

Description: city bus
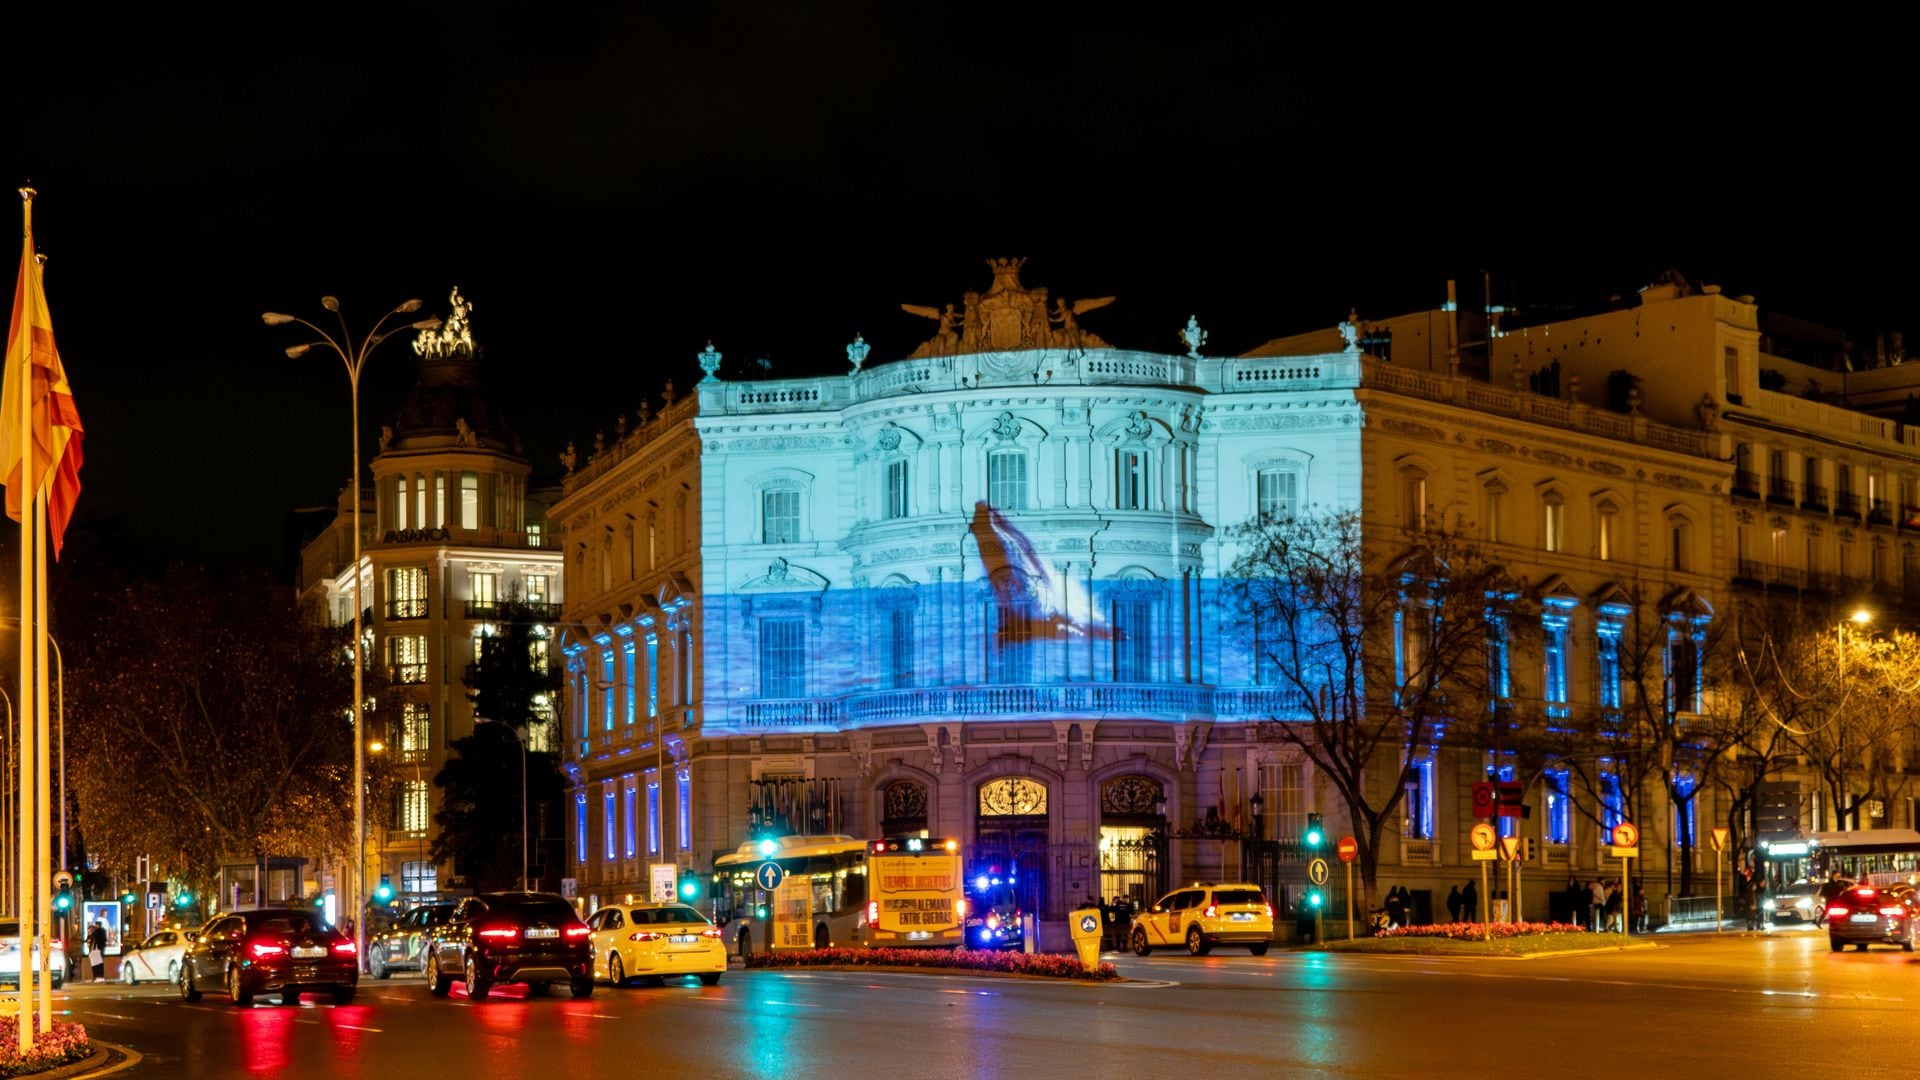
[[711, 834, 966, 955]]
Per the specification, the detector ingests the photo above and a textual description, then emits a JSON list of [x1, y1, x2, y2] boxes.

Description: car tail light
[[1856, 887, 1878, 899], [1205, 904, 1218, 919], [564, 925, 591, 941], [867, 901, 878, 926], [333, 941, 358, 955], [1827, 905, 1850, 919], [477, 926, 520, 941], [701, 929, 723, 938], [957, 899, 967, 919], [987, 913, 1000, 930], [250, 943, 288, 959], [1265, 904, 1275, 918], [1881, 906, 1905, 916], [629, 931, 663, 943]]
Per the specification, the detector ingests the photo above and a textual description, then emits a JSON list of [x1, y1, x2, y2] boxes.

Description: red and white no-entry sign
[[1336, 835, 1359, 863]]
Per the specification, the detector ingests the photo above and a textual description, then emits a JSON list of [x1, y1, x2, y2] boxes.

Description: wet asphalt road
[[33, 927, 1920, 1079]]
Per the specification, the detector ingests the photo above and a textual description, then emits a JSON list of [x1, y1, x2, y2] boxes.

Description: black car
[[178, 909, 358, 1006], [370, 903, 456, 979], [423, 892, 592, 1001], [1826, 883, 1918, 952]]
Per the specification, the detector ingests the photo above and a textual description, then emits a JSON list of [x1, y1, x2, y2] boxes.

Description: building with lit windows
[[300, 289, 564, 906], [552, 260, 1746, 928]]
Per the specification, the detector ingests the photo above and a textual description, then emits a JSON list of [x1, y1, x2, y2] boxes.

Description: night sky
[[5, 10, 1915, 577]]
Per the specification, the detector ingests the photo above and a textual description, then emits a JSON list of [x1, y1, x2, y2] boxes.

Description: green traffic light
[[175, 892, 193, 908], [1307, 890, 1324, 909], [755, 904, 768, 919], [757, 838, 778, 857], [679, 879, 698, 900], [54, 894, 71, 912], [121, 892, 136, 905], [1305, 829, 1323, 846]]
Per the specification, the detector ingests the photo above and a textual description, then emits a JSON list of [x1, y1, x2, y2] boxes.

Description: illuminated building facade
[[301, 289, 563, 904]]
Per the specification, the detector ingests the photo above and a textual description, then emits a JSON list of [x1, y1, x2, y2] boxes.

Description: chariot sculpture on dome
[[415, 286, 477, 359], [902, 258, 1114, 358]]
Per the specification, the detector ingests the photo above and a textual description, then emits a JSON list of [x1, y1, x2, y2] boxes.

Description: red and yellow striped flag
[[0, 191, 83, 559]]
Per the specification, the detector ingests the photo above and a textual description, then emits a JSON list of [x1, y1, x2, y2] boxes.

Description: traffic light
[[1522, 838, 1537, 863], [374, 876, 396, 905], [678, 876, 700, 902], [1306, 888, 1325, 909], [174, 890, 194, 909], [313, 895, 327, 909], [121, 890, 137, 906], [53, 883, 71, 912], [1304, 813, 1325, 848], [754, 903, 768, 919]]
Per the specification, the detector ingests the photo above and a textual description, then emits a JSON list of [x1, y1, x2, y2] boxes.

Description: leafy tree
[[436, 595, 563, 891], [62, 564, 357, 900], [1231, 510, 1529, 909]]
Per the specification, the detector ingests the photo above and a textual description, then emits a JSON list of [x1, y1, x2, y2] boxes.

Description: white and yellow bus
[[712, 834, 965, 955]]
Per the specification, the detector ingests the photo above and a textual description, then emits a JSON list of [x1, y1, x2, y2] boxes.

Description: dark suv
[[178, 909, 358, 1006], [370, 903, 456, 979], [423, 892, 592, 1001]]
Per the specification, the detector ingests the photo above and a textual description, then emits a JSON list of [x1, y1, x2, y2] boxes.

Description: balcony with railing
[[724, 683, 1313, 731], [1801, 483, 1828, 512], [1834, 491, 1861, 520], [1731, 469, 1760, 499], [390, 663, 428, 685], [1868, 501, 1893, 527], [1734, 560, 1802, 590]]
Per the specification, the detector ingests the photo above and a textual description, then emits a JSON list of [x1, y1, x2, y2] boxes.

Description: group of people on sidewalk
[[1569, 876, 1646, 932]]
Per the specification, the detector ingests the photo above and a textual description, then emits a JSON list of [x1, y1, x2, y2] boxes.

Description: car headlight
[[1762, 899, 1776, 911], [1795, 899, 1812, 911]]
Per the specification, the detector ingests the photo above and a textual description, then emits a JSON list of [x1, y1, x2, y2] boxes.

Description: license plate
[[669, 935, 698, 944], [906, 931, 932, 940], [525, 927, 559, 939], [1230, 913, 1254, 922], [292, 946, 325, 958], [1851, 914, 1879, 923]]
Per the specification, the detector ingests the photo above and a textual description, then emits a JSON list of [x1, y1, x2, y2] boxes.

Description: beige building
[[301, 289, 563, 904]]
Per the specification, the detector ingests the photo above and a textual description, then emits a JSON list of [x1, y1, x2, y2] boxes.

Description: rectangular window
[[387, 566, 429, 620], [1115, 449, 1146, 510], [1601, 770, 1625, 833], [1404, 472, 1427, 531], [401, 860, 437, 896], [646, 636, 660, 717], [470, 571, 498, 612], [1112, 598, 1153, 682], [1546, 769, 1572, 844], [1542, 612, 1569, 717], [623, 778, 638, 860], [575, 792, 588, 863], [1596, 619, 1623, 710], [393, 476, 409, 530], [993, 596, 1035, 684], [601, 651, 616, 731], [400, 702, 430, 754], [1257, 469, 1297, 523], [886, 459, 909, 520], [622, 640, 637, 725], [415, 472, 428, 530], [1723, 344, 1740, 397], [1543, 500, 1564, 553], [603, 787, 618, 862], [1668, 624, 1702, 714], [759, 618, 807, 698], [460, 471, 480, 530], [988, 451, 1028, 511], [1597, 509, 1616, 561], [647, 781, 661, 856], [677, 774, 692, 851], [388, 635, 428, 684], [1672, 772, 1698, 848], [1259, 760, 1306, 842], [1486, 614, 1510, 700], [763, 489, 800, 544], [887, 607, 915, 689], [434, 471, 447, 528], [529, 695, 555, 753], [524, 574, 549, 604], [1485, 486, 1505, 543], [397, 780, 430, 832], [1404, 755, 1435, 840]]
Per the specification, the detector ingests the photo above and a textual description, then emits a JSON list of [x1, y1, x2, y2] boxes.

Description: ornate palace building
[[553, 260, 1741, 925], [301, 289, 564, 906]]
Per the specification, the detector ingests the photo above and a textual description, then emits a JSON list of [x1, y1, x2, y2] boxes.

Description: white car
[[120, 928, 194, 985], [0, 919, 66, 988]]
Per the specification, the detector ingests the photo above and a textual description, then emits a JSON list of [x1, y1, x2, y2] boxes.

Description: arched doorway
[[974, 776, 1049, 919], [880, 779, 928, 838], [1098, 775, 1167, 908]]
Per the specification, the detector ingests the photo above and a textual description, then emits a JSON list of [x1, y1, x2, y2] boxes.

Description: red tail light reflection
[[477, 926, 520, 941], [250, 943, 288, 959], [563, 925, 590, 940], [1826, 905, 1850, 919], [333, 940, 358, 955]]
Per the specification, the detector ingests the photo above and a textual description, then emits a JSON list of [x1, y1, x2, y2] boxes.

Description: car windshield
[[248, 913, 326, 935], [1213, 890, 1265, 906], [494, 900, 579, 922], [633, 907, 709, 925]]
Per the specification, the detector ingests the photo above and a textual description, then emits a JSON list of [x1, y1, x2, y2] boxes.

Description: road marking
[[335, 1023, 383, 1032], [760, 1000, 820, 1007]]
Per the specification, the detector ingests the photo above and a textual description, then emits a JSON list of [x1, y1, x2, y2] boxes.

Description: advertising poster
[[772, 877, 813, 950], [80, 901, 123, 956]]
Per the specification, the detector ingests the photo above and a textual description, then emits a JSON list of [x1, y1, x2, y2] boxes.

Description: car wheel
[[1905, 932, 1915, 954], [122, 962, 137, 986], [1249, 942, 1270, 957], [609, 953, 625, 988], [228, 966, 253, 1007], [570, 977, 594, 999], [1857, 942, 1870, 952], [180, 964, 201, 1002], [699, 971, 721, 987], [371, 952, 389, 980], [737, 926, 753, 959], [1830, 937, 1844, 952], [1131, 927, 1151, 957], [332, 986, 355, 1005], [426, 953, 451, 998], [464, 956, 490, 1001], [167, 961, 180, 986], [1186, 926, 1210, 957]]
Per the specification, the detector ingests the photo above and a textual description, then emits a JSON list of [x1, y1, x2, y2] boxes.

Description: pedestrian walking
[[1589, 878, 1608, 931], [1384, 887, 1406, 929], [1445, 884, 1462, 923], [1604, 881, 1624, 932], [1461, 879, 1479, 921], [86, 919, 108, 981], [1631, 881, 1648, 933]]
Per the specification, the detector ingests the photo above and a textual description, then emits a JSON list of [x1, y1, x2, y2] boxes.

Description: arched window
[[881, 780, 928, 836], [1257, 467, 1298, 523], [978, 777, 1048, 818]]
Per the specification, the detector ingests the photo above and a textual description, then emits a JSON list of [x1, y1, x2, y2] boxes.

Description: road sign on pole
[[1471, 783, 1497, 818], [755, 861, 786, 892], [1497, 781, 1524, 819], [1308, 858, 1330, 886], [1499, 836, 1520, 861], [1709, 827, 1728, 852], [1611, 822, 1639, 849], [1336, 836, 1359, 864]]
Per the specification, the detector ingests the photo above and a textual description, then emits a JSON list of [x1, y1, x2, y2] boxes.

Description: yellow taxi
[[1129, 882, 1273, 956], [586, 902, 726, 987]]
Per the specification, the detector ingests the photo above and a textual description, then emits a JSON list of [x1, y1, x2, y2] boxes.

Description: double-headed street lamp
[[264, 298, 440, 965]]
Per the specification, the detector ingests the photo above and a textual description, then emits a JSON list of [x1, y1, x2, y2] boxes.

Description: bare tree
[[1231, 511, 1530, 909]]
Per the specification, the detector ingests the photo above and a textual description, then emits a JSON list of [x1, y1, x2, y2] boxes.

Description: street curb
[[1307, 940, 1662, 961], [744, 963, 1119, 983], [11, 1040, 142, 1080]]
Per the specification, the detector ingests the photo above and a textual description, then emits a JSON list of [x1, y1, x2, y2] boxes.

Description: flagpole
[[13, 190, 35, 1048], [33, 492, 50, 1031]]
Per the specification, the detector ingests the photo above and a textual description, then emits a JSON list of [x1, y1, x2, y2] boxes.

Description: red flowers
[[1378, 920, 1589, 940], [745, 946, 1119, 981], [0, 1017, 91, 1076]]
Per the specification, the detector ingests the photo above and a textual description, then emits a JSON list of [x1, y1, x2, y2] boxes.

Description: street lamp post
[[264, 298, 440, 967]]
